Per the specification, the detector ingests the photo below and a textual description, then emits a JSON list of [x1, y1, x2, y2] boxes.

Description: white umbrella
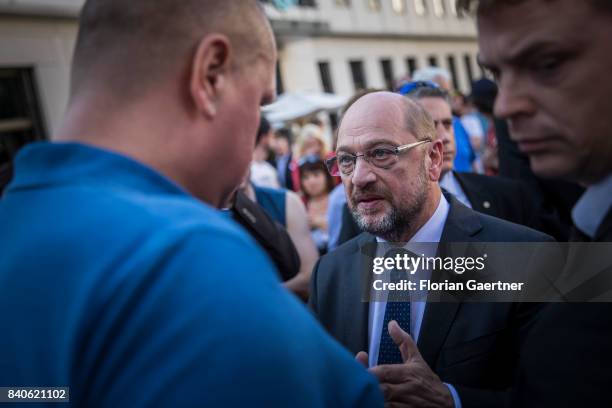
[[263, 91, 348, 124]]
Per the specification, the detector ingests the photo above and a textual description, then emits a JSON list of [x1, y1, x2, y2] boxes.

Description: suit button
[[483, 201, 491, 209]]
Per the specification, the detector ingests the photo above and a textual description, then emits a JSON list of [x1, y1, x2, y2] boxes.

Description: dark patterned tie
[[377, 248, 412, 365]]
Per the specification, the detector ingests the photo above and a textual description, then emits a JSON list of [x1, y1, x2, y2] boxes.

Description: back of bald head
[[340, 92, 436, 143], [71, 0, 272, 101]]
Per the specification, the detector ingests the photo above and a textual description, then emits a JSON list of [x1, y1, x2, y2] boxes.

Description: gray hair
[[72, 0, 271, 100], [399, 97, 438, 143]]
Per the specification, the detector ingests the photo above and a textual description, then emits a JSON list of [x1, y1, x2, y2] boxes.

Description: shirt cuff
[[443, 383, 462, 408]]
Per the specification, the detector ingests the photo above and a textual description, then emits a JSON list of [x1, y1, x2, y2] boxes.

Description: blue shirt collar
[[8, 142, 190, 198], [572, 173, 612, 238]]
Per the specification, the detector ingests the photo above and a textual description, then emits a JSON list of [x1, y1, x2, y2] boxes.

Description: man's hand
[[368, 320, 454, 408]]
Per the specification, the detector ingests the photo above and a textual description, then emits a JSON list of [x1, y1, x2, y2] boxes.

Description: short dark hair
[[299, 157, 335, 199], [256, 116, 271, 145], [71, 0, 270, 100], [457, 0, 612, 15], [275, 128, 293, 144]]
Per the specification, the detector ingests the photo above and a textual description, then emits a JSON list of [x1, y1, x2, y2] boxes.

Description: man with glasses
[[334, 83, 564, 245], [310, 91, 552, 408]]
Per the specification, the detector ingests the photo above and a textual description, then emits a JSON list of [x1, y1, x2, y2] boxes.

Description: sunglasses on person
[[397, 80, 440, 96]]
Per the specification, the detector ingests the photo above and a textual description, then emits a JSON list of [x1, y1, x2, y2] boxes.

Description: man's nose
[[494, 74, 536, 120], [351, 157, 377, 189], [437, 126, 451, 144]]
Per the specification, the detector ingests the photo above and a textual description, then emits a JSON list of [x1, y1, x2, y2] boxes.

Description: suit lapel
[[417, 194, 483, 368], [341, 233, 376, 354], [455, 172, 496, 217]]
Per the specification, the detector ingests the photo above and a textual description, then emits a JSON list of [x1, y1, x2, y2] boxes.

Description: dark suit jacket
[[310, 194, 554, 408], [0, 163, 12, 195], [513, 207, 612, 407], [495, 118, 584, 232], [454, 172, 567, 241]]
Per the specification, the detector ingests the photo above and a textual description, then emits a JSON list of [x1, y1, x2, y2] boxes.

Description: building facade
[[264, 0, 482, 96], [0, 0, 480, 142]]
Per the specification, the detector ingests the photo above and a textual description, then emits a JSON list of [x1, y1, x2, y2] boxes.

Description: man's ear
[[190, 34, 232, 118], [428, 139, 444, 182]]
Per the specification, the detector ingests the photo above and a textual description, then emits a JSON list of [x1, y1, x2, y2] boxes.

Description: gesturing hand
[[363, 320, 455, 408]]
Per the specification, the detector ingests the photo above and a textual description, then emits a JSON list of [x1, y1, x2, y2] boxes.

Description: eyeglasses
[[325, 139, 432, 176], [397, 80, 440, 95], [433, 118, 453, 131]]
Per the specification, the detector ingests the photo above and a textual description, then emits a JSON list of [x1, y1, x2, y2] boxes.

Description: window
[[433, 0, 445, 16], [449, 0, 458, 16], [463, 53, 474, 86], [349, 60, 367, 91], [260, 0, 318, 8], [298, 0, 317, 7], [428, 55, 439, 67], [318, 61, 335, 93], [414, 0, 427, 15], [276, 60, 284, 95], [392, 0, 406, 14], [0, 68, 46, 178], [406, 57, 418, 77], [380, 59, 395, 91], [367, 0, 382, 11], [447, 55, 459, 90], [477, 56, 487, 77]]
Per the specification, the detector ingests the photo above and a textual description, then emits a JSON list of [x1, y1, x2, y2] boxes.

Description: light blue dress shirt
[[367, 194, 462, 407], [572, 173, 612, 238], [327, 183, 347, 251], [276, 153, 291, 187], [440, 172, 472, 209]]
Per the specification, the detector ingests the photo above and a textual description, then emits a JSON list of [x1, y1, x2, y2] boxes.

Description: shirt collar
[[8, 142, 190, 198], [572, 173, 612, 238], [439, 171, 471, 209]]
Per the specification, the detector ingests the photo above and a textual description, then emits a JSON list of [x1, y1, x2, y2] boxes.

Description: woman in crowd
[[299, 155, 335, 254], [297, 125, 328, 159]]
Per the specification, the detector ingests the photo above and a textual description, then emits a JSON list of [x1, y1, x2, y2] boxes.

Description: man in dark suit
[[410, 85, 565, 240], [336, 85, 564, 246], [273, 128, 296, 191], [460, 0, 612, 405], [312, 91, 553, 407]]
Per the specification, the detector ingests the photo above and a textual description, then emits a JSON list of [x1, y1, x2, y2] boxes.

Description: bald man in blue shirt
[[0, 1, 382, 407]]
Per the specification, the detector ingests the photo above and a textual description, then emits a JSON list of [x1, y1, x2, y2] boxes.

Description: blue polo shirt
[[0, 142, 382, 408]]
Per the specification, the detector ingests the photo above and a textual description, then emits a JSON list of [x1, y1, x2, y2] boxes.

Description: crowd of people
[[0, 0, 611, 407]]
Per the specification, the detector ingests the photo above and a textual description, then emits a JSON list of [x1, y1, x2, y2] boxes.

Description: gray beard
[[351, 193, 426, 242], [350, 162, 429, 242]]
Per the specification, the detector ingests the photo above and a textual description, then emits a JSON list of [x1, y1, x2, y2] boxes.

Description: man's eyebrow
[[481, 40, 575, 69], [336, 138, 399, 153]]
